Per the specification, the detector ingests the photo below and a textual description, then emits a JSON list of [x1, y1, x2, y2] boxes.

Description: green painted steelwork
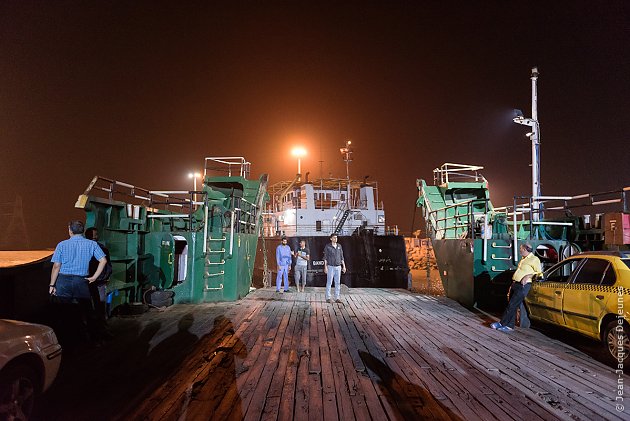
[[75, 158, 268, 309], [417, 163, 571, 308]]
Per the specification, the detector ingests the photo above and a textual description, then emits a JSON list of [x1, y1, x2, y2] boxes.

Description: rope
[[261, 235, 270, 288]]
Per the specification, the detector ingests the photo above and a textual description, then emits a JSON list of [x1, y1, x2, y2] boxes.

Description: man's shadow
[[113, 313, 207, 419], [177, 315, 248, 420], [359, 350, 461, 420], [142, 313, 201, 387], [32, 319, 162, 420]]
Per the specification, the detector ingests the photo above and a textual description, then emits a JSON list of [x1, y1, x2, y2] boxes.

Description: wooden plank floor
[[35, 288, 628, 421]]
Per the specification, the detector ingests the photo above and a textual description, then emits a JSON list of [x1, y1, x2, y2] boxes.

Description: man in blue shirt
[[50, 220, 107, 299], [276, 236, 292, 293], [50, 220, 108, 345]]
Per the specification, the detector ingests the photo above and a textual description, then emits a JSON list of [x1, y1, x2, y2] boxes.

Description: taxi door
[[527, 258, 584, 325], [562, 258, 615, 338]]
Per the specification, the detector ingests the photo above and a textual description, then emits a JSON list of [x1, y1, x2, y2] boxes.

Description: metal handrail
[[204, 157, 251, 178], [79, 176, 204, 214], [433, 163, 486, 186]]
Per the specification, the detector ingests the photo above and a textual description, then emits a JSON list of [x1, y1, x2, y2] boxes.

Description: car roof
[[572, 251, 630, 259]]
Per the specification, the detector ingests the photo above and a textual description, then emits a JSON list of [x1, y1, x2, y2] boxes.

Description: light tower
[[339, 140, 353, 205], [339, 140, 353, 181], [513, 67, 542, 221], [291, 146, 307, 181], [188, 171, 201, 204]]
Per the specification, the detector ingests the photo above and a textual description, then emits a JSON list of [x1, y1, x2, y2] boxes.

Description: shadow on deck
[[33, 288, 627, 421]]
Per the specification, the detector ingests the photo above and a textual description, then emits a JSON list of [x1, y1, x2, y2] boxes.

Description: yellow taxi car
[[525, 251, 630, 365]]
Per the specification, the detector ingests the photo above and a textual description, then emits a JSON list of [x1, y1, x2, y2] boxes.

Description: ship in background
[[253, 141, 409, 289]]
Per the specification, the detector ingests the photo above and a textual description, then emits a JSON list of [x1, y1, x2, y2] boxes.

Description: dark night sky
[[1, 1, 629, 249]]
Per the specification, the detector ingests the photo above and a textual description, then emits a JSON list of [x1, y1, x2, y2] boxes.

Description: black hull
[[0, 257, 53, 322], [254, 231, 409, 289]]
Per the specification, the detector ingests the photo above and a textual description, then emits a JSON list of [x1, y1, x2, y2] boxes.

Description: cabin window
[[316, 220, 322, 232], [341, 193, 346, 201]]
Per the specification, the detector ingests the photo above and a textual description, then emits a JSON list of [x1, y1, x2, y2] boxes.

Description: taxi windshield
[[622, 259, 630, 270]]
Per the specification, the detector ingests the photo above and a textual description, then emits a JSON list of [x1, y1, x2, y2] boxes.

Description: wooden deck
[[0, 250, 52, 268], [35, 288, 627, 420]]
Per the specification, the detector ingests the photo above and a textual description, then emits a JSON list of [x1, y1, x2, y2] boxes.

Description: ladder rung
[[491, 242, 511, 249], [208, 248, 225, 253], [206, 260, 225, 265], [208, 237, 226, 241], [491, 254, 512, 260], [204, 283, 224, 291], [205, 271, 225, 277]]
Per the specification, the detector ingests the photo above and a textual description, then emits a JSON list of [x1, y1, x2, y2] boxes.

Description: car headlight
[[39, 330, 59, 348]]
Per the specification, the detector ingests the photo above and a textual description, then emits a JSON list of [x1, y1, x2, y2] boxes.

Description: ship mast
[[513, 67, 542, 221], [340, 140, 353, 204]]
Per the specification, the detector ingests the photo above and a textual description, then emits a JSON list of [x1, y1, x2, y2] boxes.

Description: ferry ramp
[[34, 288, 627, 421]]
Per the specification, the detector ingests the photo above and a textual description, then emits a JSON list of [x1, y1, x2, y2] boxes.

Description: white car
[[0, 319, 62, 420]]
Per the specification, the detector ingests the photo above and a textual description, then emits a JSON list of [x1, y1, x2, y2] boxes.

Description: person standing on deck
[[85, 227, 113, 342], [323, 234, 346, 303], [491, 243, 542, 332], [49, 220, 107, 344], [275, 236, 292, 292], [293, 239, 310, 292]]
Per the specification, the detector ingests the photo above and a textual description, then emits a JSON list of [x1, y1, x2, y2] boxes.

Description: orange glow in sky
[[291, 146, 307, 158]]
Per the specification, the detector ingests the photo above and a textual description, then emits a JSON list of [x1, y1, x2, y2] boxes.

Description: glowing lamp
[[291, 147, 307, 175]]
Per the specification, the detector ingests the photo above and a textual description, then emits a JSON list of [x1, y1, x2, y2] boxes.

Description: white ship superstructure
[[263, 177, 387, 237]]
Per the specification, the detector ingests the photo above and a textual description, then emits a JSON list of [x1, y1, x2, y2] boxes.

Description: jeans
[[294, 265, 307, 288], [326, 266, 342, 300], [54, 274, 93, 344], [276, 265, 290, 291], [500, 282, 532, 328], [56, 274, 91, 299]]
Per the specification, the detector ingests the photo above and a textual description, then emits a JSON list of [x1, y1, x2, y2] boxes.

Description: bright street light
[[188, 171, 201, 204], [291, 147, 307, 176]]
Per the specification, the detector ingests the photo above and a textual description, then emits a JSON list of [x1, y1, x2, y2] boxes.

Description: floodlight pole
[[513, 67, 542, 222], [340, 140, 353, 206], [530, 67, 541, 222]]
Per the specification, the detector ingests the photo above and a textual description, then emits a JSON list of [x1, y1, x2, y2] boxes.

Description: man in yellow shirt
[[491, 243, 542, 332]]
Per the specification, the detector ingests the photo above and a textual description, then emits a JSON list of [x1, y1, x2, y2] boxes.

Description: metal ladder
[[487, 241, 513, 273], [204, 207, 226, 291], [334, 202, 351, 234]]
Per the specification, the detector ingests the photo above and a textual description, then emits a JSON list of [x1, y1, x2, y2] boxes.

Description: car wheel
[[0, 364, 38, 421], [604, 320, 630, 367]]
